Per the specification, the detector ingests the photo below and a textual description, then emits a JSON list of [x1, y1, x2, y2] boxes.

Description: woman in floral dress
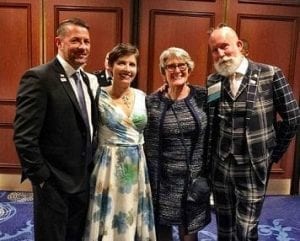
[[84, 43, 156, 241]]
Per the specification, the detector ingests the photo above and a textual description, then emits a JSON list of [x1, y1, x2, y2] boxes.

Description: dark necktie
[[73, 71, 90, 131], [107, 76, 112, 84]]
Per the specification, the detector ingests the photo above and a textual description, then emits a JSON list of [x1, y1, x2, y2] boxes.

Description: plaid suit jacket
[[206, 59, 300, 167]]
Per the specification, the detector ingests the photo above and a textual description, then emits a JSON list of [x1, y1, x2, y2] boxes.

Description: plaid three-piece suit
[[206, 59, 300, 241]]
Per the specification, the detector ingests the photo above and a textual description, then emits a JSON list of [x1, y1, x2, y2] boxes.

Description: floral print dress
[[84, 88, 156, 241]]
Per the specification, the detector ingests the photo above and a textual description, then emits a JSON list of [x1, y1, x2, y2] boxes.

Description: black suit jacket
[[94, 69, 112, 86], [14, 58, 98, 194]]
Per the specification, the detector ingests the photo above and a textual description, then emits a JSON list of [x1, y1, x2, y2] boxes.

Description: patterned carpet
[[0, 191, 299, 241], [0, 191, 33, 241]]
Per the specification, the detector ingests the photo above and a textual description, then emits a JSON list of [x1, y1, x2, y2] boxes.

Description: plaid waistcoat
[[217, 77, 249, 163]]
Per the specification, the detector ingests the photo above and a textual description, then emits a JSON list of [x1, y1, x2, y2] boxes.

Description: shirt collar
[[105, 69, 112, 79], [235, 56, 249, 76], [56, 54, 82, 77]]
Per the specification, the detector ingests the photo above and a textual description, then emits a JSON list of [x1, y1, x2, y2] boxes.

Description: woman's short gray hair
[[159, 47, 195, 75]]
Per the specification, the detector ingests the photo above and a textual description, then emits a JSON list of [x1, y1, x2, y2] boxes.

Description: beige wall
[[0, 174, 32, 191]]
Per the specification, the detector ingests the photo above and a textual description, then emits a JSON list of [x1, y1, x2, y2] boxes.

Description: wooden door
[[138, 0, 225, 93], [0, 0, 299, 190], [0, 0, 132, 174], [226, 0, 300, 178], [138, 0, 300, 181], [44, 0, 133, 73], [0, 0, 41, 172]]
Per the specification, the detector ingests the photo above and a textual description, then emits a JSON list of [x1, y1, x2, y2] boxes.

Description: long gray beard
[[214, 55, 243, 77]]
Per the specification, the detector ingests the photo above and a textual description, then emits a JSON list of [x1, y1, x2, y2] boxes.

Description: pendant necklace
[[121, 94, 131, 108], [110, 88, 131, 109]]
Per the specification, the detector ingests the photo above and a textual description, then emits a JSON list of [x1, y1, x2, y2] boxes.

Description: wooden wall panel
[[44, 0, 133, 73], [147, 10, 214, 91], [0, 0, 41, 171], [238, 16, 298, 88], [0, 0, 132, 172], [227, 1, 300, 178], [0, 6, 30, 98], [239, 0, 300, 6], [0, 1, 41, 99], [0, 129, 19, 169], [138, 0, 225, 93]]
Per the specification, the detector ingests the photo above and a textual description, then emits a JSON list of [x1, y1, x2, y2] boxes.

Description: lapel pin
[[60, 77, 67, 82], [60, 74, 67, 82]]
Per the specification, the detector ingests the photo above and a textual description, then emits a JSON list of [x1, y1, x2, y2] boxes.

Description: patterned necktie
[[230, 72, 239, 96], [73, 71, 90, 130]]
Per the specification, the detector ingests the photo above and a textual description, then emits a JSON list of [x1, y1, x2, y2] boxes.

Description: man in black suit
[[14, 18, 98, 241], [94, 52, 113, 86]]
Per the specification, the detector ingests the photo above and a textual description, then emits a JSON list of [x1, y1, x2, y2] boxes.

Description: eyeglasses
[[165, 63, 187, 72]]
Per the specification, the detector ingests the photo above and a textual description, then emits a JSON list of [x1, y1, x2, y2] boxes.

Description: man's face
[[209, 29, 243, 76], [56, 24, 90, 69]]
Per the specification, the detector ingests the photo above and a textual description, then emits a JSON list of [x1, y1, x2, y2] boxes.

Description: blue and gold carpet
[[0, 191, 33, 241], [0, 191, 299, 241]]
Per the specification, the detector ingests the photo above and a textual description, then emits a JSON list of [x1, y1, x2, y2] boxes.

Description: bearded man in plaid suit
[[206, 24, 300, 241]]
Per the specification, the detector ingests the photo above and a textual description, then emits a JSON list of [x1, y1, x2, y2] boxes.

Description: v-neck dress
[[84, 88, 156, 241]]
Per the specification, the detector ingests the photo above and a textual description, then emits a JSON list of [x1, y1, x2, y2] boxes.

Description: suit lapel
[[236, 76, 248, 97], [245, 62, 259, 124], [52, 59, 83, 120], [223, 77, 232, 98]]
